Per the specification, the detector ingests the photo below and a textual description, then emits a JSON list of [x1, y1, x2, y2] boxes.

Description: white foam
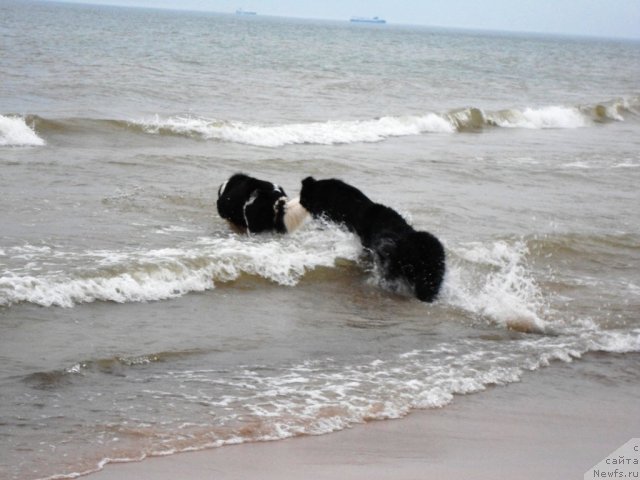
[[0, 225, 361, 307], [613, 160, 639, 169], [37, 327, 640, 480], [154, 225, 197, 235], [443, 240, 548, 332], [581, 328, 640, 354], [601, 103, 625, 122], [136, 113, 455, 147], [563, 161, 591, 169], [0, 114, 45, 146], [491, 106, 588, 129], [166, 330, 640, 446], [135, 103, 600, 148]]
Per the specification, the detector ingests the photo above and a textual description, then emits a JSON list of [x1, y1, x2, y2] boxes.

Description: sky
[[47, 0, 640, 40]]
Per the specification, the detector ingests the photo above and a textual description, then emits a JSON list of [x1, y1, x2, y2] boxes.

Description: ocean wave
[[0, 114, 45, 147], [526, 232, 640, 268], [0, 225, 361, 308], [0, 227, 544, 322], [18, 96, 639, 148], [133, 98, 633, 146], [0, 230, 558, 335], [134, 112, 455, 146], [2, 229, 636, 339], [1, 233, 550, 337], [486, 105, 588, 129], [580, 328, 640, 354], [443, 230, 640, 332], [443, 240, 548, 333], [36, 327, 640, 480], [23, 349, 207, 389]]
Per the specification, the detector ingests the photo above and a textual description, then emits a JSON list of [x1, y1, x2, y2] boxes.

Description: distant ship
[[236, 8, 257, 15], [350, 16, 386, 24]]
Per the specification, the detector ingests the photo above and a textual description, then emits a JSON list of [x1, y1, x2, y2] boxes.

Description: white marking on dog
[[243, 190, 258, 231], [218, 180, 229, 198], [283, 197, 309, 233]]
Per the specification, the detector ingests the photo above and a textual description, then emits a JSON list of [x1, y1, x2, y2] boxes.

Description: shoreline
[[87, 352, 640, 480]]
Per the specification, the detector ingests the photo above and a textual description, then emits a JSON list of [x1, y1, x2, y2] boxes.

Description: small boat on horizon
[[350, 16, 386, 24], [236, 8, 257, 16]]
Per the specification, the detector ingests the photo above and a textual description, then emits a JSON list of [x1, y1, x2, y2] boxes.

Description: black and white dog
[[299, 177, 446, 302], [217, 173, 308, 234]]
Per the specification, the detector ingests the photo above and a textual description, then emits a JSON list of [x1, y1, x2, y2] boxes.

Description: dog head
[[299, 176, 320, 215], [396, 231, 446, 303]]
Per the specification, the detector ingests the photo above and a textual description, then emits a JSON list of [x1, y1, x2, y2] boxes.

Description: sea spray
[[2, 232, 550, 336], [0, 225, 361, 307], [443, 240, 548, 332], [0, 115, 45, 146]]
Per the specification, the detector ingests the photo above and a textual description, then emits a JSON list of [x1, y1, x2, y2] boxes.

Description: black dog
[[299, 177, 445, 302], [217, 173, 307, 234]]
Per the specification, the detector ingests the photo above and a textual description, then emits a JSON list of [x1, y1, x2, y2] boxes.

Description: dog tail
[[283, 197, 309, 233]]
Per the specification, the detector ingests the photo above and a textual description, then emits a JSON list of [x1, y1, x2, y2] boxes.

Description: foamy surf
[[488, 106, 588, 129], [0, 114, 45, 146], [3, 230, 550, 335], [0, 227, 633, 341], [129, 97, 636, 146], [443, 240, 548, 332], [32, 327, 640, 480], [2, 228, 548, 335], [0, 225, 361, 308], [9, 97, 635, 149], [136, 112, 455, 147]]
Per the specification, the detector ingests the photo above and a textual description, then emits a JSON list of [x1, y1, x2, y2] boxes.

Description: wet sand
[[88, 353, 640, 480]]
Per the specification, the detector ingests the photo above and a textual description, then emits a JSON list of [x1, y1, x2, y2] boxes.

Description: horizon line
[[36, 0, 640, 42]]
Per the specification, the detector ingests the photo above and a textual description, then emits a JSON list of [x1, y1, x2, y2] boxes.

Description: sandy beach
[[88, 352, 640, 480]]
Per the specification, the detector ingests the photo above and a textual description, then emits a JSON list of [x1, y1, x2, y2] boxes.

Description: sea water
[[1, 1, 639, 478]]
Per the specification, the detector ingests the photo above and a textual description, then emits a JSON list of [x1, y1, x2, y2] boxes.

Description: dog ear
[[302, 176, 316, 187]]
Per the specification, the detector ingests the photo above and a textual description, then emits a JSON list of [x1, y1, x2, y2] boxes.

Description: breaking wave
[[1, 226, 637, 338], [0, 114, 45, 147], [18, 96, 639, 147], [6, 227, 639, 480], [0, 225, 362, 308], [443, 240, 548, 333], [133, 97, 637, 146], [0, 227, 554, 335], [136, 112, 455, 146], [30, 326, 640, 480]]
